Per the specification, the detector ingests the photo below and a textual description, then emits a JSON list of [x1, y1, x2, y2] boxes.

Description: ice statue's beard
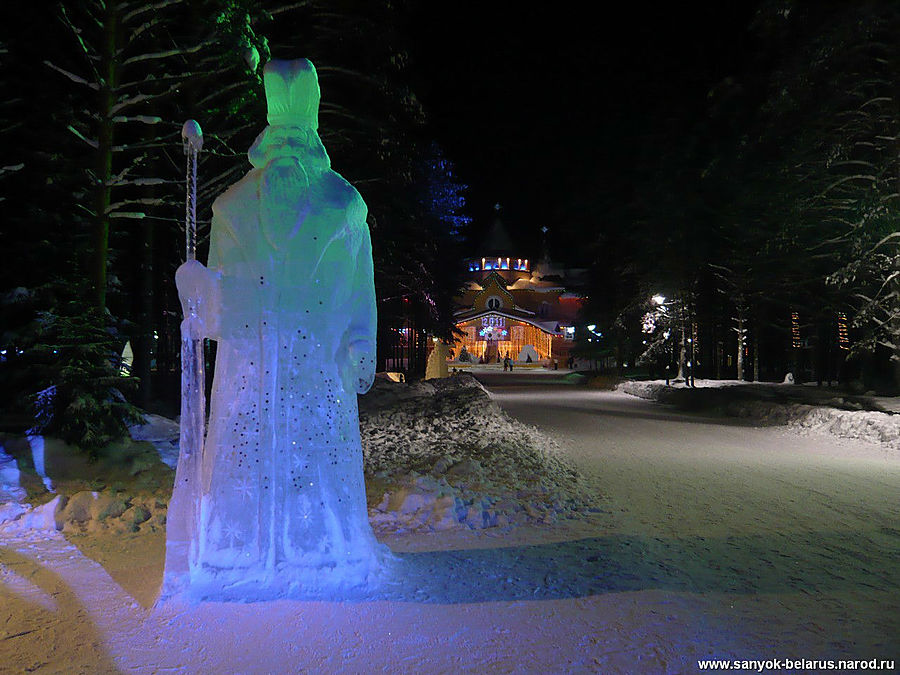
[[248, 125, 330, 173]]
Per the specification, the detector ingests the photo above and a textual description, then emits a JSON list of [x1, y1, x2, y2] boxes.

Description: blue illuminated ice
[[163, 59, 385, 601]]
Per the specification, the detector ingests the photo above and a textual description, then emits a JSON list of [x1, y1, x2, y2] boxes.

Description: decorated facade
[[450, 216, 583, 365]]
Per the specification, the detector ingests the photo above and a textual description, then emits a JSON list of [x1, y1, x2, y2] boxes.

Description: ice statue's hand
[[176, 260, 210, 320], [180, 315, 205, 341], [345, 339, 376, 394]]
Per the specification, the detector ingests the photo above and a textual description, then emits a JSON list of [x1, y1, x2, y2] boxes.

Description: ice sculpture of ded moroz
[[163, 59, 385, 600]]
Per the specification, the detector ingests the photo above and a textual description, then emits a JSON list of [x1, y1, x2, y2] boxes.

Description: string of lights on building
[[791, 311, 801, 349], [838, 312, 850, 351]]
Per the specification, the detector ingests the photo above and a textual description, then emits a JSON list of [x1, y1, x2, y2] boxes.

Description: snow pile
[[127, 414, 180, 469], [1, 488, 168, 537], [0, 434, 176, 537], [619, 380, 673, 402], [360, 374, 589, 532], [620, 379, 900, 452], [724, 400, 900, 449], [0, 495, 63, 534]]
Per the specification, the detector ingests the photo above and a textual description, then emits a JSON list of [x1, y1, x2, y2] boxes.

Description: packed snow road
[[480, 372, 900, 669]]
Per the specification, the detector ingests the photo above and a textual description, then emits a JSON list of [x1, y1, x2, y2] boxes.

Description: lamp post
[[586, 324, 603, 371]]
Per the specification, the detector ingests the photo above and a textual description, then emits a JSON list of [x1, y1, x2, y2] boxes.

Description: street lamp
[[649, 293, 675, 385]]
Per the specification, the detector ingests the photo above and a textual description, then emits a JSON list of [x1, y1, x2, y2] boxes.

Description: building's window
[[486, 296, 503, 310], [538, 301, 550, 317], [563, 326, 575, 341]]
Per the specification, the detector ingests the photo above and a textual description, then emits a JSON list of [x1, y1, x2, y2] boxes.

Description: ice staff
[[162, 120, 205, 596], [180, 119, 205, 468]]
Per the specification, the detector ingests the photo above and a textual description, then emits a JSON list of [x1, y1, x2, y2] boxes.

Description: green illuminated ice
[[165, 59, 384, 600]]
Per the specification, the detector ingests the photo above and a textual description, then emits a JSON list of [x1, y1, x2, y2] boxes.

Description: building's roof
[[507, 277, 565, 292], [478, 216, 515, 257], [452, 307, 565, 335]]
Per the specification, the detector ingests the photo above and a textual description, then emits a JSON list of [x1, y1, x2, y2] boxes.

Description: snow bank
[[0, 495, 63, 534], [724, 400, 900, 449], [360, 374, 590, 532], [620, 379, 900, 452], [1, 374, 590, 537], [128, 413, 180, 469]]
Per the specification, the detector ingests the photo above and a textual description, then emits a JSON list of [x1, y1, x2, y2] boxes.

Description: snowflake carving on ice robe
[[164, 59, 384, 600]]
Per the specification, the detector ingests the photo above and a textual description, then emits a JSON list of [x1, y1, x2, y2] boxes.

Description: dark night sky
[[406, 3, 759, 261]]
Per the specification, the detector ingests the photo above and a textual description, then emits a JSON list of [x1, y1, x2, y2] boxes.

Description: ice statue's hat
[[264, 59, 320, 129]]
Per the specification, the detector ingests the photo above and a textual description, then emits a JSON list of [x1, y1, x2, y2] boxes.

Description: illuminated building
[[451, 215, 582, 364]]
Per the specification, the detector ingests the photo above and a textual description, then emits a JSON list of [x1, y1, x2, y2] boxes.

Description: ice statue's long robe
[[168, 132, 383, 599]]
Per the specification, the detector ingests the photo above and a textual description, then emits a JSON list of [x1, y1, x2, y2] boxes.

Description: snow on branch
[[66, 124, 98, 148], [112, 115, 163, 124], [818, 174, 877, 196], [316, 65, 379, 86], [106, 198, 165, 213], [122, 17, 162, 47], [121, 41, 211, 67], [828, 160, 877, 170], [268, 2, 314, 16], [860, 96, 893, 109], [195, 81, 248, 107], [58, 4, 100, 80], [115, 75, 188, 92], [112, 132, 178, 152], [44, 60, 99, 90], [870, 231, 900, 252], [121, 0, 183, 25], [107, 177, 172, 187], [108, 211, 147, 219], [110, 82, 181, 113]]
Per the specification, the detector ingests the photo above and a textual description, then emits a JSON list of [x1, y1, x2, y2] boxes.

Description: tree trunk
[[92, 2, 118, 310], [753, 328, 760, 382], [715, 326, 722, 380], [134, 217, 154, 407], [736, 314, 744, 381], [675, 299, 686, 380]]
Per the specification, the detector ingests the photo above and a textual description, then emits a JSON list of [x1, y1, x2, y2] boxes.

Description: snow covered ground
[[1, 373, 897, 672], [621, 378, 900, 454], [487, 376, 899, 670]]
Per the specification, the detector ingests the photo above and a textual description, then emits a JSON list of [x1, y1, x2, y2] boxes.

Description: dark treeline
[[576, 0, 900, 391], [0, 0, 470, 452]]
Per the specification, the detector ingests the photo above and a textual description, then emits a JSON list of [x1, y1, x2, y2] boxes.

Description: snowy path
[[481, 374, 900, 667]]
